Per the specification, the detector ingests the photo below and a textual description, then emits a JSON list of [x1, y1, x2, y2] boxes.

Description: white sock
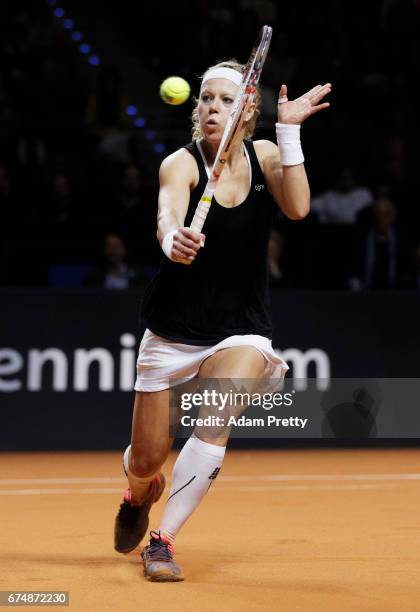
[[158, 436, 226, 543], [123, 445, 158, 504]]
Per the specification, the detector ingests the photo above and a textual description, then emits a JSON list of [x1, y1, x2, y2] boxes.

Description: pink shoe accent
[[123, 475, 163, 507], [123, 488, 140, 507]]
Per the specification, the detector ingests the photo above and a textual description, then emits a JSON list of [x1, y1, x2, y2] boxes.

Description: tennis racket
[[190, 25, 273, 234]]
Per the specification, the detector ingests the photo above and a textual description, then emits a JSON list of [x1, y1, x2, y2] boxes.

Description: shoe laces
[[147, 530, 174, 561]]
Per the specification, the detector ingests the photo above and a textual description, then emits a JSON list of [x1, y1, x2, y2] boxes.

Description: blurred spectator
[[119, 164, 142, 212], [82, 232, 150, 289], [104, 163, 144, 237], [349, 197, 413, 290], [85, 65, 129, 135], [105, 164, 159, 264], [312, 168, 372, 224], [46, 172, 77, 228], [16, 129, 47, 170], [35, 171, 89, 249], [85, 65, 133, 163], [268, 229, 286, 287]]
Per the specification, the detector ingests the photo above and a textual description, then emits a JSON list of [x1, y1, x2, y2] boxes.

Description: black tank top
[[140, 140, 275, 345]]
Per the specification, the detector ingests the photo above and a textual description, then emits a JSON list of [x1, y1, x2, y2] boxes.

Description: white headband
[[201, 67, 243, 89]]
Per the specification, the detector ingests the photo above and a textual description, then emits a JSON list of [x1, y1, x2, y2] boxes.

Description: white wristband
[[162, 229, 177, 260], [275, 122, 304, 166]]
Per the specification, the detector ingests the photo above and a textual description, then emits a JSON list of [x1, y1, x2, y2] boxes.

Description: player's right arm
[[157, 149, 205, 264]]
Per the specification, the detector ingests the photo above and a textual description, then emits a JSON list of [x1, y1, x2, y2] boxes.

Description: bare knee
[[129, 447, 168, 477]]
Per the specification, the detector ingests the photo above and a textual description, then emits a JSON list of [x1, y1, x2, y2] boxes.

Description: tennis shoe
[[141, 531, 184, 582], [114, 474, 165, 553]]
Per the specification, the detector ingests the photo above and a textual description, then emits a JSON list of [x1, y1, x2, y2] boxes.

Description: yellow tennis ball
[[160, 76, 191, 105]]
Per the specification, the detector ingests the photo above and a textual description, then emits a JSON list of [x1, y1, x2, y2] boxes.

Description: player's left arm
[[256, 82, 332, 220], [256, 140, 310, 220]]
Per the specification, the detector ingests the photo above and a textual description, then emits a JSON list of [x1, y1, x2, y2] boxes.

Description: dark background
[[0, 0, 419, 449], [0, 0, 419, 288]]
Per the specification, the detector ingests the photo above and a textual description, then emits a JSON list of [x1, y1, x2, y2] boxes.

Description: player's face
[[198, 78, 239, 141]]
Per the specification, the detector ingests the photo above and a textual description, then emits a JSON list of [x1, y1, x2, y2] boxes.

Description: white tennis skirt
[[134, 329, 289, 392]]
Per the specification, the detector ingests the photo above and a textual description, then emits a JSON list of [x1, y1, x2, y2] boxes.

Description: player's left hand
[[277, 83, 332, 125]]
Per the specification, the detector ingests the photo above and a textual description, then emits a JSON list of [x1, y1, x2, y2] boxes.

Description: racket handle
[[190, 189, 213, 233]]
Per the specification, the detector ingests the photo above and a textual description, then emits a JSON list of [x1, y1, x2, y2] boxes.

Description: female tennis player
[[114, 59, 331, 582]]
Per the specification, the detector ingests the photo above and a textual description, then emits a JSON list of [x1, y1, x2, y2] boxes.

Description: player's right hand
[[172, 227, 205, 265]]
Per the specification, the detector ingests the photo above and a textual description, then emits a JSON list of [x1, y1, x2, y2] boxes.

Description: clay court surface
[[1, 449, 420, 611]]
